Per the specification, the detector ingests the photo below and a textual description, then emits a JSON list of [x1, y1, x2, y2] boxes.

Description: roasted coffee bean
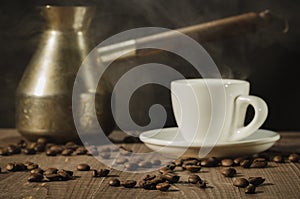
[[124, 162, 138, 171], [272, 155, 285, 163], [65, 142, 78, 150], [7, 145, 21, 154], [28, 142, 37, 150], [159, 167, 172, 174], [156, 182, 171, 191], [62, 170, 73, 176], [6, 163, 16, 172], [61, 149, 73, 156], [139, 180, 157, 190], [115, 157, 128, 164], [17, 139, 27, 148], [185, 165, 201, 172], [240, 159, 253, 168], [288, 153, 299, 163], [44, 168, 58, 175], [37, 137, 48, 145], [24, 161, 34, 167], [49, 145, 64, 154], [248, 177, 265, 186], [142, 174, 156, 181], [23, 148, 36, 155], [28, 173, 43, 182], [45, 149, 57, 156], [221, 168, 236, 177], [234, 156, 248, 165], [251, 158, 268, 168], [183, 160, 199, 166], [221, 159, 234, 167], [150, 159, 161, 166], [0, 148, 9, 156], [173, 159, 183, 166], [198, 181, 207, 189], [188, 174, 201, 184], [26, 163, 39, 170], [34, 144, 45, 152], [100, 152, 111, 159], [15, 163, 26, 171], [57, 170, 71, 180], [75, 146, 87, 155], [233, 178, 249, 188], [245, 184, 256, 194], [45, 173, 63, 181], [109, 178, 120, 187], [121, 180, 136, 188], [162, 173, 180, 183], [201, 157, 218, 167], [91, 169, 98, 177], [30, 168, 44, 174], [98, 169, 110, 177], [166, 163, 176, 170], [138, 161, 152, 168], [77, 164, 90, 171]]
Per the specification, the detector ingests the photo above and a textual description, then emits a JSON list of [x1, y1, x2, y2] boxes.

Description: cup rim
[[171, 78, 249, 86]]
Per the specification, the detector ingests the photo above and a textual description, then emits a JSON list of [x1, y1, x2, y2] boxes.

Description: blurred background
[[0, 0, 299, 131]]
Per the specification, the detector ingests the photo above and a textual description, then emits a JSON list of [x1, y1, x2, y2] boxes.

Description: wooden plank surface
[[0, 129, 300, 199]]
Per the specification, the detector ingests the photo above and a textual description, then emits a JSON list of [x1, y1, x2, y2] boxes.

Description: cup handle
[[230, 95, 268, 141]]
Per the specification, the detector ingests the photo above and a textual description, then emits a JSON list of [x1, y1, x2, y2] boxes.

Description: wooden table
[[0, 129, 299, 199]]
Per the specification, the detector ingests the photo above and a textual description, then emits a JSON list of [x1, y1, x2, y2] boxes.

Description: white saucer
[[139, 127, 280, 157]]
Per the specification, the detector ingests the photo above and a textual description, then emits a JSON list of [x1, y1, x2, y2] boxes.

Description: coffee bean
[[245, 184, 256, 194], [100, 152, 111, 159], [121, 180, 136, 188], [198, 181, 207, 189], [44, 168, 58, 175], [15, 163, 26, 171], [201, 157, 218, 167], [6, 163, 16, 172], [23, 148, 36, 155], [173, 159, 183, 166], [139, 180, 157, 190], [30, 168, 44, 174], [156, 182, 171, 191], [49, 145, 64, 154], [75, 146, 88, 155], [62, 170, 73, 176], [272, 155, 285, 163], [34, 144, 45, 152], [251, 158, 268, 168], [159, 167, 172, 174], [61, 149, 73, 156], [0, 148, 9, 156], [162, 173, 180, 183], [240, 159, 253, 168], [109, 178, 120, 187], [233, 178, 249, 188], [166, 163, 176, 170], [24, 161, 34, 167], [26, 163, 39, 170], [17, 139, 27, 148], [28, 173, 44, 182], [183, 160, 199, 166], [57, 170, 71, 180], [221, 159, 234, 167], [45, 149, 57, 156], [151, 159, 161, 166], [248, 177, 265, 186], [188, 174, 201, 184], [45, 173, 63, 181], [185, 165, 201, 172], [124, 162, 138, 171], [65, 142, 78, 150], [138, 161, 152, 168], [288, 153, 299, 163], [77, 164, 90, 171], [221, 168, 236, 177], [37, 137, 48, 145], [115, 157, 128, 164], [98, 169, 110, 177], [7, 145, 21, 154], [234, 156, 248, 165], [142, 174, 156, 181], [91, 169, 98, 177]]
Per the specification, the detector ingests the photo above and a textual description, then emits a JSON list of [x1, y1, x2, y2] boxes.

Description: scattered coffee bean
[[45, 149, 57, 156], [7, 145, 21, 154], [221, 168, 236, 177], [159, 167, 173, 174], [198, 181, 207, 189], [91, 170, 98, 177], [245, 184, 256, 194], [121, 180, 136, 188], [156, 182, 171, 191], [65, 142, 78, 150], [124, 162, 138, 171], [166, 163, 176, 170], [75, 146, 88, 155], [115, 157, 128, 164], [201, 157, 218, 167], [188, 174, 201, 184], [34, 144, 45, 152], [185, 165, 201, 173], [288, 153, 299, 163], [30, 168, 44, 174], [233, 156, 248, 165], [6, 163, 16, 172], [240, 159, 253, 168], [0, 148, 9, 156], [15, 163, 26, 171], [173, 159, 183, 166], [23, 148, 36, 155], [98, 169, 110, 177], [49, 145, 64, 154], [183, 160, 199, 166], [77, 164, 90, 171], [44, 168, 58, 175], [138, 161, 152, 168], [17, 139, 27, 148], [150, 159, 161, 166], [28, 173, 44, 182], [61, 149, 73, 156], [272, 155, 285, 163], [57, 170, 71, 180], [45, 173, 63, 181], [109, 178, 120, 187], [221, 159, 234, 167], [248, 177, 265, 186], [26, 163, 39, 170], [142, 174, 156, 181], [37, 137, 48, 145], [233, 178, 249, 188], [251, 158, 268, 168], [162, 173, 180, 183]]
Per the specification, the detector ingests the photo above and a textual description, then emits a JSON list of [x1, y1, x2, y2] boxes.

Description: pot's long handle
[[97, 10, 286, 63]]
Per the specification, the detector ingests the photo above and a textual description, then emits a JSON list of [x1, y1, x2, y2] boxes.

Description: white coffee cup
[[171, 79, 268, 144]]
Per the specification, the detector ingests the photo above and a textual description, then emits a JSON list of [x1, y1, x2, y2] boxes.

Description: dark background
[[0, 0, 299, 131]]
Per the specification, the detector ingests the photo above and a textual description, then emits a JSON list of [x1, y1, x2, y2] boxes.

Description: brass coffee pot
[[16, 6, 114, 143]]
